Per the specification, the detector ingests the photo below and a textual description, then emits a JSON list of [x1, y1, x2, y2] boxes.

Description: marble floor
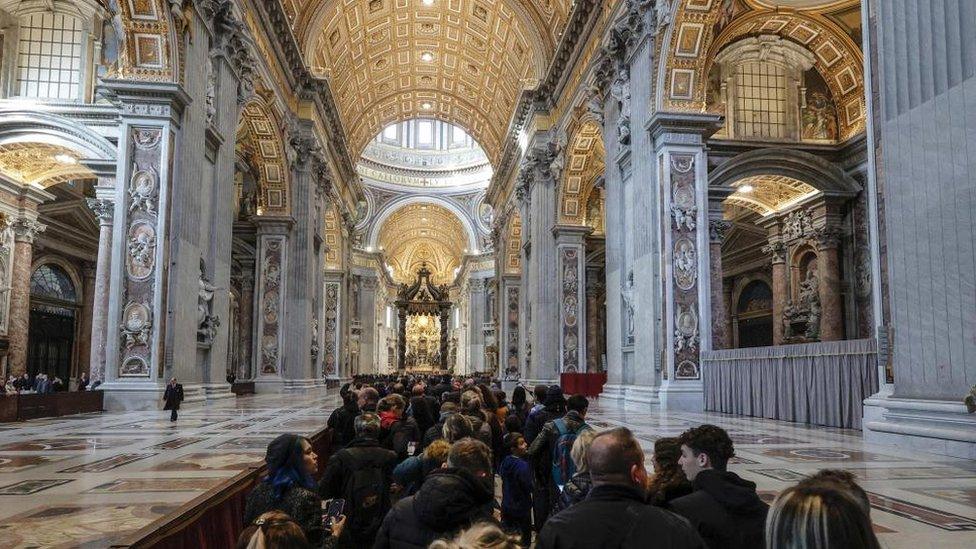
[[0, 391, 338, 548], [0, 391, 974, 548], [584, 400, 976, 549]]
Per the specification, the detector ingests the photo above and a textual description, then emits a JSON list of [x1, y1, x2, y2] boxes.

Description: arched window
[[15, 12, 84, 100], [30, 263, 77, 303], [732, 60, 788, 139]]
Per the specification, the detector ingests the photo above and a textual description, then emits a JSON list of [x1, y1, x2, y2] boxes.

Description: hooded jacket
[[668, 469, 769, 549], [372, 467, 495, 549], [538, 483, 705, 549]]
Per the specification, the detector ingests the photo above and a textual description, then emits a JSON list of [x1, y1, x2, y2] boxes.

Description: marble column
[[467, 277, 486, 374], [78, 264, 96, 378], [649, 112, 722, 412], [238, 266, 255, 379], [768, 244, 788, 345], [585, 270, 604, 373], [253, 218, 291, 391], [86, 197, 114, 383], [7, 218, 45, 376], [816, 230, 843, 341], [708, 219, 732, 350], [554, 225, 589, 374]]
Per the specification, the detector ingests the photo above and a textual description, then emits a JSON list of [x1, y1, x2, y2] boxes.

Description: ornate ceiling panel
[[238, 100, 290, 215], [324, 204, 343, 269], [378, 202, 469, 283], [724, 174, 819, 216], [559, 121, 605, 224], [300, 0, 554, 164], [0, 143, 93, 187], [504, 210, 521, 274]]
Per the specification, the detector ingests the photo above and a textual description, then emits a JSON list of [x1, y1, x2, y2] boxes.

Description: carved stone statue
[[799, 268, 821, 340], [197, 258, 220, 345], [610, 68, 632, 144], [621, 270, 636, 340]]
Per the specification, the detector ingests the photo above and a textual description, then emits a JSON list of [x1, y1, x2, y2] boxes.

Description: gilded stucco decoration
[[724, 175, 819, 216], [237, 100, 289, 215], [299, 0, 557, 163], [662, 1, 865, 139], [324, 203, 343, 269], [0, 143, 94, 187], [559, 121, 605, 224], [378, 203, 469, 284], [111, 0, 174, 81], [504, 210, 521, 275]]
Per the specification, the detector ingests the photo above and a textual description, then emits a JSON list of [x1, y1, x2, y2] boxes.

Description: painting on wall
[[802, 69, 838, 141]]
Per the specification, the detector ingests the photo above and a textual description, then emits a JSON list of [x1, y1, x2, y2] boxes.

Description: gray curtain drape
[[702, 339, 878, 429]]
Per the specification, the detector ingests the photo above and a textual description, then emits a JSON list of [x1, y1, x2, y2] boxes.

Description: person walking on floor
[[163, 377, 184, 422]]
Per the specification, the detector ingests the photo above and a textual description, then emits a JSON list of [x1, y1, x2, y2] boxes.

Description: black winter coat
[[668, 469, 769, 549], [380, 417, 421, 461], [244, 482, 327, 547], [327, 401, 360, 448], [372, 467, 495, 549], [163, 384, 183, 410], [538, 484, 706, 549]]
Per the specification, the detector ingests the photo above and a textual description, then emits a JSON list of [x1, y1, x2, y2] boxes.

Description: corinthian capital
[[86, 198, 115, 223], [12, 218, 46, 243]]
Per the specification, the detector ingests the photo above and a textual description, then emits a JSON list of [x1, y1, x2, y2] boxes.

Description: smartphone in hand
[[322, 498, 345, 529]]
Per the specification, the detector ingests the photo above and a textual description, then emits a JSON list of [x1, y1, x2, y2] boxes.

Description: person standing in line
[[670, 424, 769, 549], [163, 377, 184, 422], [499, 433, 534, 547]]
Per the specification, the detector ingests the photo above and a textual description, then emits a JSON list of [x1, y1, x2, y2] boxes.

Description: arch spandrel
[[661, 1, 864, 140]]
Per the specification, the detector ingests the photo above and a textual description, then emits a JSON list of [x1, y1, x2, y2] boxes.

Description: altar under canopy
[[394, 265, 453, 372]]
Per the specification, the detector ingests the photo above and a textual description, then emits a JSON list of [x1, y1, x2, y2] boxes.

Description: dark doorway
[[735, 280, 773, 348], [27, 264, 78, 381]]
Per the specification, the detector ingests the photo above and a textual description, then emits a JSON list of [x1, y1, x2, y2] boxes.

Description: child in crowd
[[499, 432, 534, 547]]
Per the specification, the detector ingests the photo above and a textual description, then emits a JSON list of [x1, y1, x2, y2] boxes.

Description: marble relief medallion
[[120, 356, 150, 377], [128, 168, 158, 215], [673, 237, 698, 290]]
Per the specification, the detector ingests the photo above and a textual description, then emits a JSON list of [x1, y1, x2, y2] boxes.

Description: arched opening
[[733, 279, 773, 348], [28, 263, 79, 382]]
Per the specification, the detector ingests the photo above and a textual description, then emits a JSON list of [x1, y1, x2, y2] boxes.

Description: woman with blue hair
[[244, 434, 345, 547]]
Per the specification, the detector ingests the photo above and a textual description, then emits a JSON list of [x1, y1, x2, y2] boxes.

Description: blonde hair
[[423, 439, 451, 464], [570, 428, 597, 473], [428, 522, 520, 549], [765, 484, 881, 549]]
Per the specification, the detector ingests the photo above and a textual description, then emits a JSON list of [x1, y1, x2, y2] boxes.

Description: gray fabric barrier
[[702, 339, 878, 429]]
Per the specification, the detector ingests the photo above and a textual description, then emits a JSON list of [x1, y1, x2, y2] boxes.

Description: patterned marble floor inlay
[[0, 390, 337, 548], [2, 391, 974, 548]]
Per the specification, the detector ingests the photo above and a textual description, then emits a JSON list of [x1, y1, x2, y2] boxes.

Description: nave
[[0, 390, 973, 547]]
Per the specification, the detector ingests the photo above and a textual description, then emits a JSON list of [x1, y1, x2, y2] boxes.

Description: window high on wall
[[16, 12, 84, 100], [733, 61, 788, 140]]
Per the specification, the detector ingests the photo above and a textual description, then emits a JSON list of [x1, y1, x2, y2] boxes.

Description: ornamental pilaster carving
[[11, 218, 45, 244], [86, 198, 115, 224]]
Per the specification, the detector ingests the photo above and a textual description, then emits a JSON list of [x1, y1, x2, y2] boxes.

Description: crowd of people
[[0, 371, 96, 395], [240, 374, 882, 549]]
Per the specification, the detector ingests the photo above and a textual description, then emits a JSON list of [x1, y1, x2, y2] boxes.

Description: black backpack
[[342, 451, 389, 540]]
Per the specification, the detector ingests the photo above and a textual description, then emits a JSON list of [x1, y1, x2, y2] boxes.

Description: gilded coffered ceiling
[[295, 0, 569, 164], [724, 174, 819, 216], [0, 143, 93, 187], [378, 202, 470, 284], [559, 121, 605, 225]]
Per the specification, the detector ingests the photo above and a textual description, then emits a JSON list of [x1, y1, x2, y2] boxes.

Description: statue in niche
[[197, 258, 220, 345], [205, 57, 217, 127], [610, 68, 631, 144], [621, 270, 636, 341], [310, 317, 320, 363], [782, 263, 821, 341], [101, 0, 129, 77], [799, 266, 821, 340]]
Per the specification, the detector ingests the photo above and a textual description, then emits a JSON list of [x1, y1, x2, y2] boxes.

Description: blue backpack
[[551, 418, 586, 487]]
